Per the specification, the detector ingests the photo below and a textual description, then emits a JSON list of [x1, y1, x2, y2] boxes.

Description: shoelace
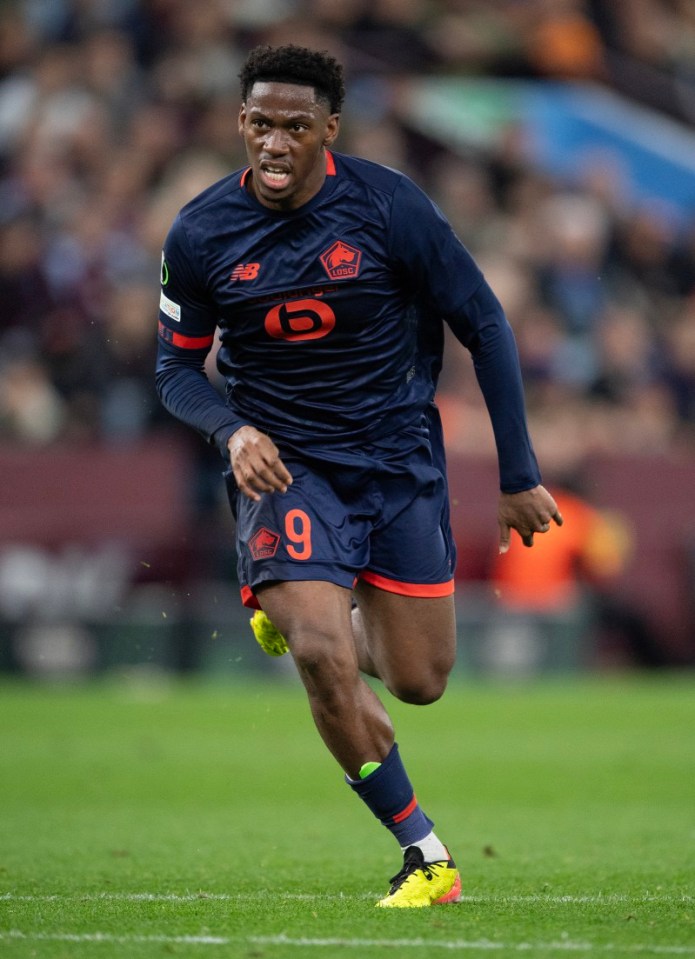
[[387, 847, 441, 893]]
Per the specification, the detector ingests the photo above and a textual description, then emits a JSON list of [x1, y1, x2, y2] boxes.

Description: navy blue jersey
[[156, 151, 540, 492]]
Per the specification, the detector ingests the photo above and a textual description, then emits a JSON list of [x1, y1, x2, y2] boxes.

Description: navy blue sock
[[346, 742, 434, 847]]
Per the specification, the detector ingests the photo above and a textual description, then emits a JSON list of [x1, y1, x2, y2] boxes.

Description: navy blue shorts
[[225, 412, 457, 609]]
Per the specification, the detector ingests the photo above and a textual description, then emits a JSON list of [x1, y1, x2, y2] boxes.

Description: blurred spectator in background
[[485, 415, 672, 671], [489, 479, 632, 668], [0, 350, 66, 445], [523, 0, 607, 81]]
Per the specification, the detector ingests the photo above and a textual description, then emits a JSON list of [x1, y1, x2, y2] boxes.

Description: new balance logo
[[320, 241, 362, 280], [230, 262, 260, 281]]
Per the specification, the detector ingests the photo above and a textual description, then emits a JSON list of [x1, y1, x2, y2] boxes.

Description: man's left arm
[[448, 280, 563, 551], [388, 176, 562, 549]]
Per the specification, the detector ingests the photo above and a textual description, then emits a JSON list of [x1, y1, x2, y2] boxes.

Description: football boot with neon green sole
[[376, 845, 462, 908], [249, 610, 289, 657]]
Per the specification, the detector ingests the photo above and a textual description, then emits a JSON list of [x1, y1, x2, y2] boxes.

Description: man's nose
[[263, 128, 289, 153]]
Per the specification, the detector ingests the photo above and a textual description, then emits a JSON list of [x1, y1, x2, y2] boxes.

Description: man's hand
[[498, 485, 563, 553], [227, 425, 293, 502]]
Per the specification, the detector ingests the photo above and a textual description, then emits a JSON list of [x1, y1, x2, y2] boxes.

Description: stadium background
[[1, 0, 694, 680]]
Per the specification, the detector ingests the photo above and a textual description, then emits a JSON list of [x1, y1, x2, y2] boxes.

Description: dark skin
[[238, 80, 340, 212], [230, 80, 563, 777]]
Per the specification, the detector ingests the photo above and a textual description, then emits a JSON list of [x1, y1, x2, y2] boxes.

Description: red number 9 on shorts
[[285, 509, 312, 560]]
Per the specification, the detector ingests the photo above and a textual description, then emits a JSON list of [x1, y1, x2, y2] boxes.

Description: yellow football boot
[[376, 845, 462, 908], [249, 610, 289, 657]]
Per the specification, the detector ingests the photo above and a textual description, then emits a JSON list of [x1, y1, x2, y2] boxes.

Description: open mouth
[[259, 163, 291, 190]]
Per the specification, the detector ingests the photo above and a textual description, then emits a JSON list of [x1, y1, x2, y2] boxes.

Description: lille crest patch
[[320, 240, 362, 280], [249, 527, 281, 560]]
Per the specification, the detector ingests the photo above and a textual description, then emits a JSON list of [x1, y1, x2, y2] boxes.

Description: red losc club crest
[[249, 527, 280, 560], [320, 240, 362, 280]]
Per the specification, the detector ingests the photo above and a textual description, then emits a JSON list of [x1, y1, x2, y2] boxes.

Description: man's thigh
[[361, 464, 456, 597], [256, 579, 354, 649], [354, 580, 457, 683]]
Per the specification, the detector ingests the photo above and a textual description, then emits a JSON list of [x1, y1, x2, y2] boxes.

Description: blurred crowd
[[1, 0, 695, 482]]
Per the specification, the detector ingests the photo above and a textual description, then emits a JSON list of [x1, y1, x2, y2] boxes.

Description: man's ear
[[238, 104, 247, 137], [323, 114, 340, 148]]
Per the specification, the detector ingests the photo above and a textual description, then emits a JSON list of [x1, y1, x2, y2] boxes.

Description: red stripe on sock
[[392, 794, 418, 824]]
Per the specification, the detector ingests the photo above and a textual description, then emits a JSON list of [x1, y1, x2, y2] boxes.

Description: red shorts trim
[[240, 585, 261, 610], [359, 570, 455, 598], [240, 576, 359, 611]]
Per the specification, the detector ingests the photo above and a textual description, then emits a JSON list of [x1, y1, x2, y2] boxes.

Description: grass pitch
[[0, 669, 693, 958]]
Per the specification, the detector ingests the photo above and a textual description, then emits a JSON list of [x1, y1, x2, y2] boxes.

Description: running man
[[156, 44, 562, 907]]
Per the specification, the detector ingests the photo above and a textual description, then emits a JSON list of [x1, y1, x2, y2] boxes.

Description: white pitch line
[[1, 930, 695, 954], [250, 937, 695, 954], [0, 931, 228, 946], [0, 892, 692, 905]]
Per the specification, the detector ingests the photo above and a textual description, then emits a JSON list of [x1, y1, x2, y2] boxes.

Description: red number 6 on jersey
[[265, 298, 336, 341]]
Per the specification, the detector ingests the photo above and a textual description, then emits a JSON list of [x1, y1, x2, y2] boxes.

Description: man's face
[[238, 81, 339, 211]]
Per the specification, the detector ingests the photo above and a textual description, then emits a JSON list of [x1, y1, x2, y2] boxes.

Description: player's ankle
[[402, 831, 448, 862]]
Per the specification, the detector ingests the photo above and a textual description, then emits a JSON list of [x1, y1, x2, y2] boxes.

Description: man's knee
[[288, 624, 356, 689], [385, 665, 450, 706]]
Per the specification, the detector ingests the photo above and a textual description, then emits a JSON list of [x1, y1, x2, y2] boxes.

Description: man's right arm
[[155, 217, 248, 454], [155, 343, 248, 453], [155, 217, 292, 496]]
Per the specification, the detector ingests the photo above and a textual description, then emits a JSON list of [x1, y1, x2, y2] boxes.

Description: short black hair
[[239, 44, 345, 115]]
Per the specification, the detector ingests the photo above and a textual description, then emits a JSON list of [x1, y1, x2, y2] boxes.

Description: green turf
[[0, 670, 694, 957]]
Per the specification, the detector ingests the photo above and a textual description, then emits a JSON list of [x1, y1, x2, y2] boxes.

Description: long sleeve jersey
[[156, 150, 540, 493]]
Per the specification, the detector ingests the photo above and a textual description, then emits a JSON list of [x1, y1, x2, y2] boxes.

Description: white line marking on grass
[[1, 892, 692, 905], [1, 930, 695, 954], [250, 937, 695, 954], [1, 931, 229, 945]]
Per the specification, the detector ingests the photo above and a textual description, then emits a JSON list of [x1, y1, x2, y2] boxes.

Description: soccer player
[[156, 44, 562, 907]]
